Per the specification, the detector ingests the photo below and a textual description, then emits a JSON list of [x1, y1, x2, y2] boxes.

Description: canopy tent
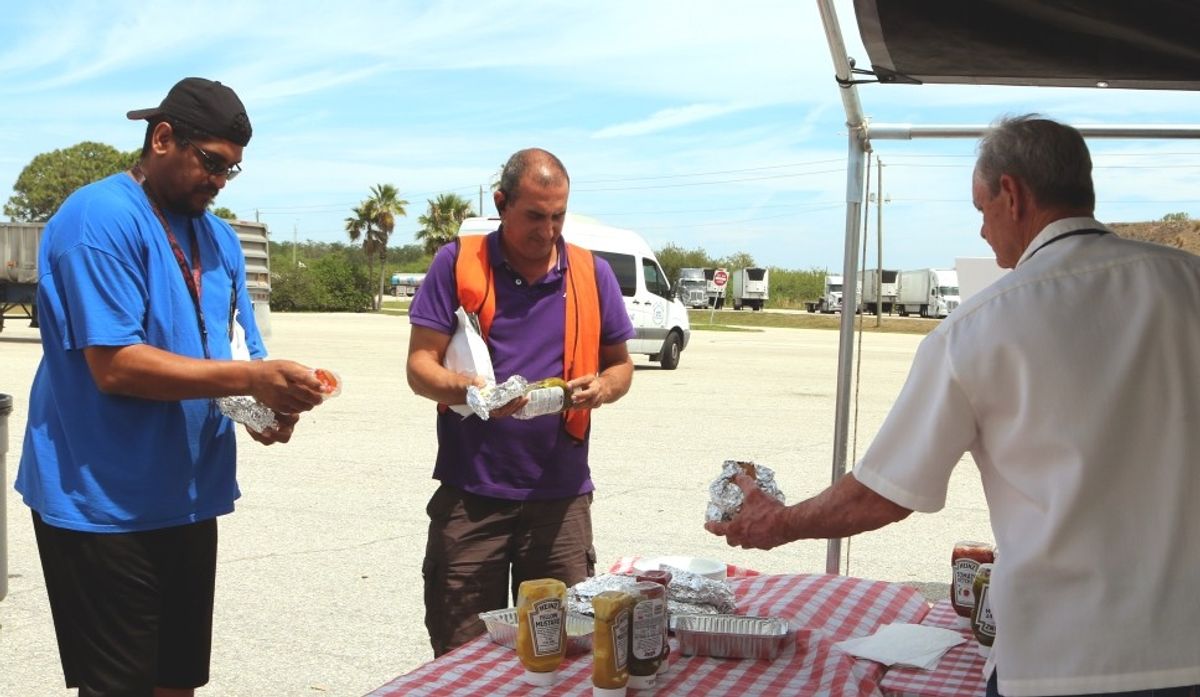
[[816, 0, 1200, 573]]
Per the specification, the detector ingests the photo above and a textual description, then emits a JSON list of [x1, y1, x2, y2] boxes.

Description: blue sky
[[2, 0, 1197, 272]]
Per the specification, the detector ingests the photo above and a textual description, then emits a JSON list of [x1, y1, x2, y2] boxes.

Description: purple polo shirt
[[409, 228, 635, 501]]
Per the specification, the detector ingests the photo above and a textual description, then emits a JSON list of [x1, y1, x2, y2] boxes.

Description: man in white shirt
[[706, 115, 1200, 697]]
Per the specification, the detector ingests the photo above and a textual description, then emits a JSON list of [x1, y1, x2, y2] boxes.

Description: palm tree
[[416, 193, 476, 256], [344, 202, 378, 300], [366, 184, 408, 310]]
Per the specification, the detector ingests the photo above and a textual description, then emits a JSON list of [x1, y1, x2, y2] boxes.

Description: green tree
[[1162, 211, 1191, 222], [416, 193, 475, 256], [719, 251, 757, 270], [344, 201, 379, 299], [655, 243, 714, 287], [5, 141, 139, 221], [364, 184, 409, 309], [211, 206, 237, 220], [270, 253, 372, 312]]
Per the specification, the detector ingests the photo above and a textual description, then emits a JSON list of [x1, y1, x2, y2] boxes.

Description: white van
[[457, 214, 691, 369]]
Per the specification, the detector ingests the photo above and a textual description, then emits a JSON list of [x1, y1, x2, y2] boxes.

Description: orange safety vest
[[452, 233, 601, 442]]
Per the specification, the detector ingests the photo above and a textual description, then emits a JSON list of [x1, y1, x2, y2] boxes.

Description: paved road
[[0, 313, 990, 697]]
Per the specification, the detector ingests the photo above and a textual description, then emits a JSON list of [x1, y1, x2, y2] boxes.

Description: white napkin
[[834, 623, 966, 670]]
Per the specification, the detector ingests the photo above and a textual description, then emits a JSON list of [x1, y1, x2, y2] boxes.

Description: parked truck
[[701, 268, 726, 308], [390, 271, 427, 297], [0, 222, 44, 332], [857, 268, 899, 314], [955, 256, 1010, 303], [806, 273, 846, 313], [675, 267, 710, 308], [730, 267, 769, 311], [0, 219, 272, 335], [896, 268, 960, 318]]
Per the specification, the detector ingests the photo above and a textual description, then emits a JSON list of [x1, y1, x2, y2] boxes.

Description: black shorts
[[32, 511, 218, 696]]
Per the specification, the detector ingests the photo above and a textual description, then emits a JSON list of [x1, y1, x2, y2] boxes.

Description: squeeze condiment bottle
[[950, 540, 994, 626], [970, 563, 996, 654], [635, 570, 673, 676], [592, 591, 634, 697], [627, 581, 667, 689], [516, 578, 568, 687], [518, 378, 572, 418]]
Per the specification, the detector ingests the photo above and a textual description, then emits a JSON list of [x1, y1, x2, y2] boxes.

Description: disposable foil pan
[[478, 608, 594, 656], [674, 614, 793, 660]]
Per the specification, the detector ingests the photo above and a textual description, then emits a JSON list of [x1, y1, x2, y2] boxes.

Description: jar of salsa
[[951, 541, 994, 626], [970, 563, 996, 654]]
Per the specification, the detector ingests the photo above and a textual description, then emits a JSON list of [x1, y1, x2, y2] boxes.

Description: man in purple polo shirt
[[406, 148, 635, 656]]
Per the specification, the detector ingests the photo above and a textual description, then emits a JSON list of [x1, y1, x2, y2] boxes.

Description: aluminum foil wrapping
[[465, 375, 528, 420], [216, 396, 278, 433], [567, 572, 735, 617], [705, 460, 786, 524]]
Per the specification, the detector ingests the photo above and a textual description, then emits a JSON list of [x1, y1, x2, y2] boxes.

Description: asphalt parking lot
[[0, 312, 991, 696]]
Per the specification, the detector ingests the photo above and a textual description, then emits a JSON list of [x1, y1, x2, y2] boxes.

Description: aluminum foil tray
[[478, 608, 594, 656], [674, 614, 793, 660]]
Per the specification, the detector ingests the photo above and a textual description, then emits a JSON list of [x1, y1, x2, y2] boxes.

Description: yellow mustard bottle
[[592, 591, 634, 696], [516, 578, 568, 687]]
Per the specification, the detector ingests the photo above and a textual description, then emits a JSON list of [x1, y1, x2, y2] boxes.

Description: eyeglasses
[[180, 138, 242, 180]]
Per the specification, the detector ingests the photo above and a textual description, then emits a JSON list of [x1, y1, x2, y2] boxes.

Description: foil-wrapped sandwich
[[567, 570, 736, 618], [705, 460, 786, 524], [217, 368, 342, 433]]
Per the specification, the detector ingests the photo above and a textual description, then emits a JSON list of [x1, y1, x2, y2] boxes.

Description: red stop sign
[[713, 268, 729, 287]]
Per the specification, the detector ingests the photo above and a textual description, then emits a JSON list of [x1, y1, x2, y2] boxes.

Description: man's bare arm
[[706, 472, 913, 551]]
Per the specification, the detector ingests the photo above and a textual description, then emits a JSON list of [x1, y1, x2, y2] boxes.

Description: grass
[[374, 297, 938, 336], [687, 309, 939, 335]]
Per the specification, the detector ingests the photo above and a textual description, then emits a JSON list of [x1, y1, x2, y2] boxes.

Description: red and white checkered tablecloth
[[365, 560, 929, 697], [878, 600, 988, 697]]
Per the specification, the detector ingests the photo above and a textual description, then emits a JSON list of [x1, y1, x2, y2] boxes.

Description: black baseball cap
[[127, 77, 252, 146]]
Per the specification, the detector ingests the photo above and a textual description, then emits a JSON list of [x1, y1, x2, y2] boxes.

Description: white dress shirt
[[855, 217, 1200, 696]]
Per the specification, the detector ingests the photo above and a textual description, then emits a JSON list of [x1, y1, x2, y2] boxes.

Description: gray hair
[[976, 114, 1095, 210], [498, 148, 570, 202]]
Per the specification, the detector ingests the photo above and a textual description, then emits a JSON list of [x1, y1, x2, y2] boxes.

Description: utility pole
[[875, 159, 884, 327], [479, 185, 484, 216], [255, 208, 260, 223]]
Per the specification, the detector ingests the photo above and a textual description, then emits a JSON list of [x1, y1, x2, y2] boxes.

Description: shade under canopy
[[853, 0, 1200, 90]]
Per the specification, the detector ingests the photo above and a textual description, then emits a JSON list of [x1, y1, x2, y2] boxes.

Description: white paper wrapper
[[706, 460, 787, 523]]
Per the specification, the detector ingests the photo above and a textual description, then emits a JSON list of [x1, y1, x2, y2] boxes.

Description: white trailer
[[858, 268, 899, 314], [897, 268, 960, 318], [701, 268, 726, 308], [955, 257, 1010, 303], [730, 267, 769, 311]]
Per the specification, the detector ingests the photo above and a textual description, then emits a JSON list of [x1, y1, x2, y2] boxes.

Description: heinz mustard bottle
[[592, 590, 634, 696], [516, 578, 567, 687]]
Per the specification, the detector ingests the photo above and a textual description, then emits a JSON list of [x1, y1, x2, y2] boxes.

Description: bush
[[271, 254, 372, 312]]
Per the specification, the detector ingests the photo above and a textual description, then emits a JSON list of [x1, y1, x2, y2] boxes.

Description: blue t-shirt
[[15, 172, 266, 533], [409, 230, 635, 501]]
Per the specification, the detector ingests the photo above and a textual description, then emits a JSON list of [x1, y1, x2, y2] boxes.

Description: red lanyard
[[141, 183, 211, 359]]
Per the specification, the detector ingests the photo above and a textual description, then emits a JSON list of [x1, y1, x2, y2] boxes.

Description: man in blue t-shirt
[[16, 77, 326, 697]]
